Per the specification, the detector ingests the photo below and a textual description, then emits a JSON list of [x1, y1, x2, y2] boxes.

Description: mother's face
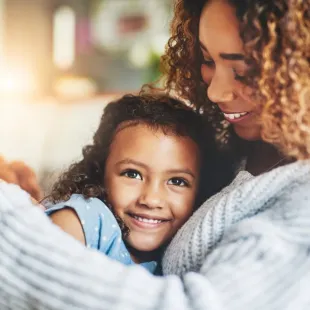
[[199, 0, 261, 141]]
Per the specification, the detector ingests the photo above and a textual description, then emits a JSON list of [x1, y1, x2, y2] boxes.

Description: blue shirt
[[45, 194, 157, 273]]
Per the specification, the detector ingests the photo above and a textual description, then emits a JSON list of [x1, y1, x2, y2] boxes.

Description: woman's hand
[[0, 156, 42, 201]]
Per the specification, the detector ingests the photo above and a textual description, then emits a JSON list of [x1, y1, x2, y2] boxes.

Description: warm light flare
[[0, 66, 37, 96]]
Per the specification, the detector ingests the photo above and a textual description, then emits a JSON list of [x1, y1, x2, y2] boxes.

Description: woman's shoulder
[[163, 160, 310, 275]]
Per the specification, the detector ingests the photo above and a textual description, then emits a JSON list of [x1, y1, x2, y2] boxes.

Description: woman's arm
[[0, 182, 186, 310], [0, 180, 310, 310]]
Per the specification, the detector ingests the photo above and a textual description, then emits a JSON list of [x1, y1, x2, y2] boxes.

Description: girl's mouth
[[127, 213, 170, 229], [132, 215, 163, 224]]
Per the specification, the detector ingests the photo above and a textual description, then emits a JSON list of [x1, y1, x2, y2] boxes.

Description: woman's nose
[[207, 73, 235, 104]]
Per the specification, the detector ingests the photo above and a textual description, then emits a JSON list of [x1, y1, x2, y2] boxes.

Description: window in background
[[88, 0, 172, 91], [53, 6, 76, 70]]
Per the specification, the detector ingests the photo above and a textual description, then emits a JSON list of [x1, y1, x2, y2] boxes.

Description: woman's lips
[[222, 111, 252, 123]]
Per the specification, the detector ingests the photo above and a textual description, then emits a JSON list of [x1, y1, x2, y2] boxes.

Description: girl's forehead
[[107, 124, 201, 171], [111, 123, 182, 148]]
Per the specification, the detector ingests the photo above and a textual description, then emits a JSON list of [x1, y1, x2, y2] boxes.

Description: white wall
[[0, 95, 118, 185]]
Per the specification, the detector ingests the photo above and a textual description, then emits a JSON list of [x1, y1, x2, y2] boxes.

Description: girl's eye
[[202, 58, 215, 68], [168, 177, 189, 187], [121, 169, 142, 180]]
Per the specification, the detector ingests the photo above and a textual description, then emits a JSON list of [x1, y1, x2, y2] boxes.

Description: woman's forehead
[[199, 0, 244, 55]]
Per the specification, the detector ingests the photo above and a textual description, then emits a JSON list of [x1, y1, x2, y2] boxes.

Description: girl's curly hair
[[161, 0, 310, 159], [48, 94, 235, 210]]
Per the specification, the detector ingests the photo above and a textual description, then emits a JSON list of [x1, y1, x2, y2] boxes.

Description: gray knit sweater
[[1, 160, 310, 310]]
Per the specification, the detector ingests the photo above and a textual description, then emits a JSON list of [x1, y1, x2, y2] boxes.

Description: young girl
[[44, 94, 233, 273]]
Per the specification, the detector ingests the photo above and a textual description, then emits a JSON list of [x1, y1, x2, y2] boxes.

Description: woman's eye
[[202, 58, 215, 68], [168, 178, 189, 187], [121, 170, 142, 180], [233, 68, 246, 83]]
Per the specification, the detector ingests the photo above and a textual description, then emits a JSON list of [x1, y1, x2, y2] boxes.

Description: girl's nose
[[137, 182, 165, 210]]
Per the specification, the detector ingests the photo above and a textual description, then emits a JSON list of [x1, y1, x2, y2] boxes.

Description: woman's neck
[[245, 141, 292, 176]]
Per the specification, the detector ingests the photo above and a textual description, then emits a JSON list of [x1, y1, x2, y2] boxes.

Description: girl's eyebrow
[[166, 169, 196, 179], [116, 158, 148, 169], [199, 41, 245, 61]]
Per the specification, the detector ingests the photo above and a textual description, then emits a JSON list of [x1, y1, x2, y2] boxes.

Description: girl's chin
[[126, 241, 160, 253], [125, 236, 164, 258]]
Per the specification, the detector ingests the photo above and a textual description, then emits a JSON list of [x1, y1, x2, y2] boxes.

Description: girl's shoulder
[[45, 194, 116, 223], [45, 194, 120, 250]]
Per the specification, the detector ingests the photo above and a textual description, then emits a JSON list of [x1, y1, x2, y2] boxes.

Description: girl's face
[[199, 0, 261, 141], [103, 124, 200, 258]]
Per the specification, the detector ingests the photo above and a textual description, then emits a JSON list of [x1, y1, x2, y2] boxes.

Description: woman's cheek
[[201, 64, 213, 85], [236, 84, 257, 109]]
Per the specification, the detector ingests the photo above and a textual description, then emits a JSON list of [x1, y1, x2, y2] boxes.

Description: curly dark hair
[[48, 94, 235, 212], [161, 0, 310, 159]]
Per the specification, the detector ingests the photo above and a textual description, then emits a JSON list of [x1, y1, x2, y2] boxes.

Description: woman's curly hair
[[48, 94, 235, 210], [161, 0, 310, 159]]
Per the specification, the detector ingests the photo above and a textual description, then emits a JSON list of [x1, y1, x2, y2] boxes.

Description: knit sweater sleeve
[[182, 204, 310, 310], [0, 163, 310, 310], [0, 182, 188, 310]]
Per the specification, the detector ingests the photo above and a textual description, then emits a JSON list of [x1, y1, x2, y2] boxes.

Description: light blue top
[[45, 194, 157, 273]]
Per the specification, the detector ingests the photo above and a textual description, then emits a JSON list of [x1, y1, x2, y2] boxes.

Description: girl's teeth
[[133, 216, 162, 224], [223, 112, 248, 120]]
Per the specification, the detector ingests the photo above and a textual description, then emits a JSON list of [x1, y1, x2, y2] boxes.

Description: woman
[[161, 0, 309, 174], [0, 0, 309, 309]]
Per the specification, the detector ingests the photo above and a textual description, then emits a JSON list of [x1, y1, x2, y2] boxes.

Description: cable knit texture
[[0, 160, 310, 309], [162, 170, 253, 276]]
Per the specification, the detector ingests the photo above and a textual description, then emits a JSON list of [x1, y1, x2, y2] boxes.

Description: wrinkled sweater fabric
[[0, 160, 310, 309]]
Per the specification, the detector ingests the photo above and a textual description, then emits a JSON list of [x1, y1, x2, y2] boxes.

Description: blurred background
[[0, 0, 173, 194]]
